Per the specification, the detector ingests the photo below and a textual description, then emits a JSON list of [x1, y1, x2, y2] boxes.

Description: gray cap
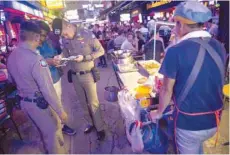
[[174, 1, 212, 24]]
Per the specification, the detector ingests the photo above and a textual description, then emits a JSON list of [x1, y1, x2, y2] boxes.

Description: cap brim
[[174, 16, 197, 24]]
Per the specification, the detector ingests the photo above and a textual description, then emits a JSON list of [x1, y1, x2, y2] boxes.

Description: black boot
[[97, 130, 105, 141]]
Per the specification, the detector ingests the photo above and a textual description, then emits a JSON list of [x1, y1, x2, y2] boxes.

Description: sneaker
[[97, 63, 101, 67], [97, 130, 105, 141], [62, 125, 76, 136], [84, 124, 94, 134]]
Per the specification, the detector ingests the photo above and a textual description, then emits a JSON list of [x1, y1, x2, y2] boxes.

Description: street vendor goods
[[134, 85, 153, 94], [117, 63, 138, 73], [137, 77, 148, 84], [134, 85, 153, 108], [138, 60, 161, 75]]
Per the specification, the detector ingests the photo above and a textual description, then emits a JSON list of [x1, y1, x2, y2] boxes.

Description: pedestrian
[[121, 32, 136, 52], [98, 34, 107, 68], [144, 27, 165, 62], [7, 21, 67, 154], [52, 18, 105, 141], [147, 16, 156, 35], [150, 1, 226, 154], [139, 23, 149, 42], [8, 38, 18, 53], [114, 30, 126, 50], [37, 21, 76, 136]]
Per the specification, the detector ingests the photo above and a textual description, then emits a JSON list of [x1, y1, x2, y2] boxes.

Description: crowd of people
[[90, 17, 168, 65]]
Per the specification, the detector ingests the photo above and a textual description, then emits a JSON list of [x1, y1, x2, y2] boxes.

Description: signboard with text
[[146, 0, 172, 10], [45, 0, 64, 9]]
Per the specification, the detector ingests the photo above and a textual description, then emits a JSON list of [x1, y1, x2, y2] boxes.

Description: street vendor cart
[[111, 50, 174, 153]]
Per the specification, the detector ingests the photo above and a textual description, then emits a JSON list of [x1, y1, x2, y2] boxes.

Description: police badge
[[40, 60, 48, 67]]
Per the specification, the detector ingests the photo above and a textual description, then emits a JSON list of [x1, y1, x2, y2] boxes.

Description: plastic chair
[[0, 84, 22, 153]]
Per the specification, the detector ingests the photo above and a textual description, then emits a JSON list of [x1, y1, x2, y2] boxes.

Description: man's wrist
[[83, 54, 94, 62]]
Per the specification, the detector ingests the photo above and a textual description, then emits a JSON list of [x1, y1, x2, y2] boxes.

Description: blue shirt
[[159, 38, 225, 131], [37, 41, 60, 84]]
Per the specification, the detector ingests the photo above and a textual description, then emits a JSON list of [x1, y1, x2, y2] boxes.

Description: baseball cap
[[52, 18, 63, 36], [20, 21, 41, 34], [174, 1, 212, 24]]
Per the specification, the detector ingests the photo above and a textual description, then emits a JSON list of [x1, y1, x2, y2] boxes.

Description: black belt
[[22, 97, 37, 103], [72, 70, 91, 75]]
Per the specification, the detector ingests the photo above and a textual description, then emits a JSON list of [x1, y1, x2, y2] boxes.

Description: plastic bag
[[130, 122, 144, 153], [118, 90, 140, 128]]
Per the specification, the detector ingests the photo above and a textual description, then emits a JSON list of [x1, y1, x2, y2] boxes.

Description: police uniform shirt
[[7, 42, 64, 115], [64, 28, 105, 72]]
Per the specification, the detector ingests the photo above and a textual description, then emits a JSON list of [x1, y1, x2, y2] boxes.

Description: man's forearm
[[158, 88, 173, 115]]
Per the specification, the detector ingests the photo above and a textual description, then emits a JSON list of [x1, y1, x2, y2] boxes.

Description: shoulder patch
[[40, 60, 48, 67]]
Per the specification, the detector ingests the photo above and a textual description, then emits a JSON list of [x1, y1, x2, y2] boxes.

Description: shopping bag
[[130, 121, 144, 153]]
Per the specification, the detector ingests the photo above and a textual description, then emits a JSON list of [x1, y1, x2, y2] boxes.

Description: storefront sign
[[131, 10, 139, 17], [147, 0, 172, 10], [43, 11, 55, 19], [11, 1, 43, 18], [45, 0, 64, 9], [65, 9, 79, 20]]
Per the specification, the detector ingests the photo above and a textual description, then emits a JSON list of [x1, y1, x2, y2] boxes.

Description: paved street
[[0, 61, 229, 154]]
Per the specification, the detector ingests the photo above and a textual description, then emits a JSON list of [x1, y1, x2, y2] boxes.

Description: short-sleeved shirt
[[121, 40, 136, 51], [159, 38, 226, 131], [38, 41, 60, 84]]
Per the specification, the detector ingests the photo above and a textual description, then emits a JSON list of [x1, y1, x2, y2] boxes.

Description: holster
[[35, 92, 48, 109], [91, 67, 100, 83], [15, 95, 22, 110], [67, 70, 73, 83]]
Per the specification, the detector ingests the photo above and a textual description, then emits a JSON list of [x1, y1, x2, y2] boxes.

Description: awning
[[99, 1, 132, 19], [146, 1, 182, 14]]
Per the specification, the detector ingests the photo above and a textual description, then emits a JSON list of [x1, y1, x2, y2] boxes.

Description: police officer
[[37, 21, 76, 136], [52, 18, 105, 141], [7, 21, 67, 154]]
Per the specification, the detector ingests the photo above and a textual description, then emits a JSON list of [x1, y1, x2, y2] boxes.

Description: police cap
[[174, 1, 212, 24], [52, 18, 63, 36], [20, 21, 41, 34]]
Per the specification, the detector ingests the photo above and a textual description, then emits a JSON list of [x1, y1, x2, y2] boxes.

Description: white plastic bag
[[130, 122, 144, 153], [118, 90, 140, 128]]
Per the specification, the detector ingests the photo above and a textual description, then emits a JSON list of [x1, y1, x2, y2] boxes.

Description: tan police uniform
[[64, 28, 105, 132], [7, 42, 66, 154]]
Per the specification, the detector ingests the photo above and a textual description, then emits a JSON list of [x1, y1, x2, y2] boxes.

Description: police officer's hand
[[46, 58, 61, 67], [74, 55, 84, 62], [59, 111, 68, 123]]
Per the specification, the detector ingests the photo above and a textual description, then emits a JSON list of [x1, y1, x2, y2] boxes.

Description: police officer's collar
[[73, 26, 84, 40], [18, 42, 39, 54]]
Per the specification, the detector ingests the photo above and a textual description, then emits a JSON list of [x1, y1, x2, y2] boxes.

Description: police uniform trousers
[[21, 100, 66, 154], [72, 72, 104, 131], [53, 79, 62, 101]]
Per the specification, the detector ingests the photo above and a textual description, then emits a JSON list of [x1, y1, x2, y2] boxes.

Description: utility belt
[[67, 67, 100, 83], [18, 92, 49, 110]]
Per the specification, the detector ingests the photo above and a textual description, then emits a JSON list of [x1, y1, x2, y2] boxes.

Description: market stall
[[111, 50, 174, 153]]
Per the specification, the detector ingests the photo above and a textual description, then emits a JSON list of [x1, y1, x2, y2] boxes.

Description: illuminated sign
[[131, 10, 139, 17], [11, 1, 43, 18], [65, 10, 79, 20], [147, 0, 172, 10], [46, 0, 64, 9]]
